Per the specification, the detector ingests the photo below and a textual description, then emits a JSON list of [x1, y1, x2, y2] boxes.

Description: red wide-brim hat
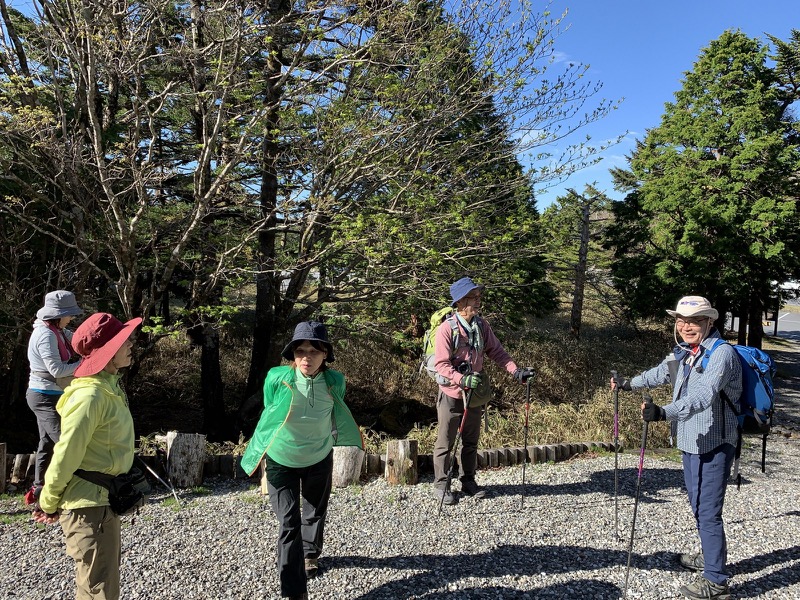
[[72, 313, 143, 377]]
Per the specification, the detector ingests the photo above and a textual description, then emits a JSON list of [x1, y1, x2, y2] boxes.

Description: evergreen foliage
[[607, 30, 800, 343]]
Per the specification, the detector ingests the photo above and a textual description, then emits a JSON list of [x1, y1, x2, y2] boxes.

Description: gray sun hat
[[281, 321, 335, 363], [36, 290, 83, 321]]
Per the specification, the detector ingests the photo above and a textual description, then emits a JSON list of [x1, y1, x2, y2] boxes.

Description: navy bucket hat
[[449, 277, 485, 307], [281, 321, 335, 363]]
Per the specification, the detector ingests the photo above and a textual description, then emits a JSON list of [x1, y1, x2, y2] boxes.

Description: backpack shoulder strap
[[701, 339, 740, 415], [474, 314, 486, 337], [444, 314, 460, 349], [700, 338, 728, 370]]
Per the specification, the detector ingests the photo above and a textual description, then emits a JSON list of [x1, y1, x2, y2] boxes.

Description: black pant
[[26, 390, 62, 488], [266, 450, 333, 598]]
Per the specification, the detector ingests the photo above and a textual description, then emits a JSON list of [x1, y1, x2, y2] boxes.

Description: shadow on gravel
[[734, 561, 800, 598], [394, 579, 621, 599], [329, 544, 686, 600], [326, 542, 800, 599], [730, 543, 800, 575], [486, 466, 685, 504]]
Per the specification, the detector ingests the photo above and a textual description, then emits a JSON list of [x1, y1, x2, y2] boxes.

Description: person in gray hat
[[432, 277, 534, 505], [611, 295, 742, 600], [240, 321, 364, 600], [25, 290, 83, 505]]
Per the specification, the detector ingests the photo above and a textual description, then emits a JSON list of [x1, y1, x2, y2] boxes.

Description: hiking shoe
[[304, 557, 318, 579], [460, 480, 487, 499], [434, 488, 458, 505], [679, 575, 730, 600], [287, 594, 308, 600], [679, 552, 705, 572]]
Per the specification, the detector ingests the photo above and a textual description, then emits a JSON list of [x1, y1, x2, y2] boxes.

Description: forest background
[[1, 0, 799, 456]]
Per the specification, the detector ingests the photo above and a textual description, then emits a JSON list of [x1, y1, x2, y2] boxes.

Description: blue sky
[[535, 0, 800, 209]]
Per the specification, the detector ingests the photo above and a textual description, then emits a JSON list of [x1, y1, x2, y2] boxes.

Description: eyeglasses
[[676, 317, 708, 327], [463, 292, 481, 301]]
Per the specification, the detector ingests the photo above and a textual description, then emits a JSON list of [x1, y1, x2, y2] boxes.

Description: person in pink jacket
[[432, 277, 533, 504]]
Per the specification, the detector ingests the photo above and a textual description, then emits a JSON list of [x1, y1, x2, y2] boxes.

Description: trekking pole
[[155, 448, 184, 505], [623, 393, 650, 599], [135, 456, 182, 505], [610, 370, 621, 541], [438, 388, 473, 515], [521, 376, 532, 509]]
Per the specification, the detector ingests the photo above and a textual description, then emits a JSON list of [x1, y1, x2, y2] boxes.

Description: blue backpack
[[701, 340, 777, 483]]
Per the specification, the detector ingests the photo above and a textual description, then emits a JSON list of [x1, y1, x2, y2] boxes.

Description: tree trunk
[[737, 309, 748, 346], [246, 266, 276, 398], [332, 446, 365, 487], [159, 286, 171, 325], [3, 341, 27, 409], [747, 293, 764, 349], [245, 17, 286, 399], [0, 443, 6, 494], [200, 324, 227, 441], [714, 297, 729, 335], [385, 439, 418, 485], [569, 201, 591, 339], [165, 431, 206, 488]]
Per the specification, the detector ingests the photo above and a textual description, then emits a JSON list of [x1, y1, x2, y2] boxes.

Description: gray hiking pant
[[26, 389, 62, 488], [433, 390, 484, 489]]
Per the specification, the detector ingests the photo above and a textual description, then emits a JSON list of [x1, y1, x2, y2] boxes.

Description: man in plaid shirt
[[614, 295, 742, 600]]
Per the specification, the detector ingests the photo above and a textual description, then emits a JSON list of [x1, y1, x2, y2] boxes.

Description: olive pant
[[433, 390, 484, 489], [60, 505, 121, 600]]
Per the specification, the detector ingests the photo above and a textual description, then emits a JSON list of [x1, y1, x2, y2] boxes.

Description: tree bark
[[245, 3, 289, 399], [737, 310, 749, 346], [385, 439, 418, 485], [747, 293, 764, 349], [0, 443, 6, 494], [570, 198, 591, 339], [332, 446, 365, 487], [200, 324, 227, 441]]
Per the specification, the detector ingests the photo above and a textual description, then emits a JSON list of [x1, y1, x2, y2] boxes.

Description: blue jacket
[[240, 366, 363, 476]]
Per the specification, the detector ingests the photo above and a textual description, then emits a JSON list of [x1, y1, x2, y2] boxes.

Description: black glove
[[459, 373, 482, 390], [611, 375, 632, 391], [514, 367, 535, 383], [642, 401, 666, 422]]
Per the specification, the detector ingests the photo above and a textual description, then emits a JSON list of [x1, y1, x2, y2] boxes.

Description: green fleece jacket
[[38, 372, 135, 514], [240, 366, 364, 476]]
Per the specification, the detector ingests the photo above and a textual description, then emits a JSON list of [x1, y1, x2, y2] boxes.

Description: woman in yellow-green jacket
[[33, 312, 142, 600], [241, 321, 363, 600]]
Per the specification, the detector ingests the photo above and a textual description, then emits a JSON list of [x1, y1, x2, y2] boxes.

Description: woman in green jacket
[[32, 312, 142, 600], [241, 321, 363, 600]]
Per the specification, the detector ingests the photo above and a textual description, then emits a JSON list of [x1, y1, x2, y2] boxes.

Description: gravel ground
[[3, 351, 800, 600]]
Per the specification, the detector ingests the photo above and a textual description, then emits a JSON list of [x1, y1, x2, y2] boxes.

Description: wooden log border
[[2, 441, 618, 488], [362, 441, 619, 475]]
